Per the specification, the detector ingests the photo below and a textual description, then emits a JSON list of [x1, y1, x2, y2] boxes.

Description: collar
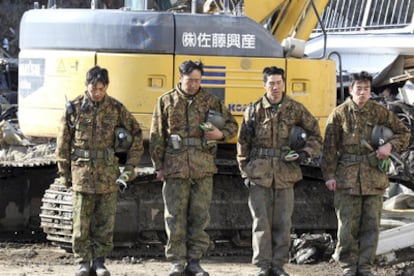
[[348, 97, 372, 112], [176, 83, 201, 99], [262, 93, 286, 109]]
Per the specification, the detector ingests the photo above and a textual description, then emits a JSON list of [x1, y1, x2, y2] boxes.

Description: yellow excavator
[[6, 0, 338, 250]]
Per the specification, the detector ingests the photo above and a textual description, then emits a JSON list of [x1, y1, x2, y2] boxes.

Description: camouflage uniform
[[321, 97, 410, 272], [56, 93, 144, 263], [150, 84, 238, 264], [237, 94, 322, 269]]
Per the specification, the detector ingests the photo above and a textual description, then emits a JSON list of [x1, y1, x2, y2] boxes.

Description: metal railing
[[314, 0, 414, 33]]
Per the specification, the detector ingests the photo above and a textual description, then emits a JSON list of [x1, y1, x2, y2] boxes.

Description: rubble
[[290, 233, 335, 264]]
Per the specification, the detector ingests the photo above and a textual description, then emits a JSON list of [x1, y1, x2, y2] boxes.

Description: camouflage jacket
[[149, 84, 238, 179], [237, 94, 322, 188], [321, 97, 410, 195], [56, 93, 144, 193]]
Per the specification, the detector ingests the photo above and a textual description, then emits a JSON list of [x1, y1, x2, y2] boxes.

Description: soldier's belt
[[250, 147, 282, 157], [71, 148, 114, 159], [182, 137, 202, 146], [168, 137, 202, 147], [340, 153, 368, 162]]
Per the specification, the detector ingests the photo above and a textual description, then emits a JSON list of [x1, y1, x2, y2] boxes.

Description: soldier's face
[[180, 70, 202, 95], [264, 74, 284, 104], [350, 80, 371, 108], [87, 81, 107, 102]]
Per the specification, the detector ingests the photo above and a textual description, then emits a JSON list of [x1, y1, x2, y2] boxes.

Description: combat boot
[[185, 259, 209, 276], [255, 266, 270, 276], [75, 262, 90, 276], [92, 257, 110, 276], [169, 262, 185, 276], [342, 268, 357, 276], [271, 266, 290, 276]]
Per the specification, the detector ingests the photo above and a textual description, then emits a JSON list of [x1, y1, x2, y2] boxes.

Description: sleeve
[[299, 105, 323, 158], [149, 96, 166, 171], [120, 105, 144, 168], [219, 100, 238, 141], [383, 109, 410, 153], [236, 106, 253, 178], [55, 110, 72, 180], [321, 111, 341, 181]]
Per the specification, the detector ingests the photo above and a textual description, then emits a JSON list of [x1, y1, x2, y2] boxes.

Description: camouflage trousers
[[162, 176, 213, 264], [248, 184, 294, 269], [72, 191, 117, 264], [334, 190, 382, 272]]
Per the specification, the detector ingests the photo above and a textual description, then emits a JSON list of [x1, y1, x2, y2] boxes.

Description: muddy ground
[[0, 242, 412, 276]]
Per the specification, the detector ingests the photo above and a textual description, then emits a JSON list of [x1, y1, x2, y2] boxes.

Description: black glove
[[243, 178, 250, 189], [297, 151, 309, 162]]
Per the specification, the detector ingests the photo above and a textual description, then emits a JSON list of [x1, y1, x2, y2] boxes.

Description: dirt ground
[[0, 242, 412, 276]]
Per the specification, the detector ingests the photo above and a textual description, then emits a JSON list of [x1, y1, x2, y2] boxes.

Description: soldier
[[56, 66, 144, 276], [149, 60, 238, 276], [237, 66, 322, 276], [322, 71, 410, 276]]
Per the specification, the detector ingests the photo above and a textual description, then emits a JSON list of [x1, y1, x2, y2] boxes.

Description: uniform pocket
[[336, 162, 357, 189], [163, 149, 189, 177], [244, 158, 273, 187], [74, 120, 91, 141]]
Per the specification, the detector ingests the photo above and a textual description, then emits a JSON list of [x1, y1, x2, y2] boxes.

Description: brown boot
[[185, 259, 209, 276]]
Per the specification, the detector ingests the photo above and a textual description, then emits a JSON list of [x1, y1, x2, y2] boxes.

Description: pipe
[[327, 51, 344, 104]]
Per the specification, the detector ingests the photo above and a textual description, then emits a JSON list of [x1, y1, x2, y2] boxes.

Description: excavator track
[[39, 182, 73, 247], [38, 161, 337, 256]]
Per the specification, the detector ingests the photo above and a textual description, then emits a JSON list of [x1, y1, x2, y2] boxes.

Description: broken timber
[[376, 222, 414, 255]]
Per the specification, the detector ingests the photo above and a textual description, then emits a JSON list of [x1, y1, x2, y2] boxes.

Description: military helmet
[[289, 126, 307, 150], [371, 125, 394, 148], [114, 127, 133, 153], [206, 109, 225, 129]]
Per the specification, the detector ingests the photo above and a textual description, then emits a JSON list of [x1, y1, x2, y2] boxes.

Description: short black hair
[[262, 66, 285, 82], [350, 71, 372, 87], [179, 60, 204, 76], [86, 66, 109, 86]]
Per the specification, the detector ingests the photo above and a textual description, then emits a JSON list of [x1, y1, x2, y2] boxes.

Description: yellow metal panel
[[18, 49, 95, 137], [97, 53, 174, 139], [285, 58, 337, 136]]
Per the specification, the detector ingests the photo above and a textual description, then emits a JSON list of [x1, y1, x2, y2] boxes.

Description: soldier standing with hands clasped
[[322, 71, 410, 276], [237, 66, 322, 276], [56, 66, 144, 276], [150, 60, 238, 276]]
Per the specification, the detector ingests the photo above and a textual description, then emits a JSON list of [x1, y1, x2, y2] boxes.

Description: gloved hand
[[297, 151, 309, 163], [367, 151, 378, 167], [243, 178, 250, 189], [284, 150, 299, 162], [57, 176, 71, 188], [120, 165, 137, 182], [116, 165, 136, 193], [200, 122, 214, 131], [118, 171, 131, 182], [378, 158, 391, 173]]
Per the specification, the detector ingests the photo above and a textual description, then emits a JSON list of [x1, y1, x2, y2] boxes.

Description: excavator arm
[[244, 0, 330, 42]]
